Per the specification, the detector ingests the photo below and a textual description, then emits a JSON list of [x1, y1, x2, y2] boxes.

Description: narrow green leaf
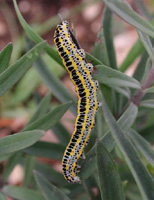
[[82, 177, 96, 199], [52, 122, 70, 145], [99, 83, 113, 112], [0, 43, 12, 74], [24, 141, 65, 160], [140, 100, 154, 108], [134, 0, 152, 21], [96, 107, 104, 139], [103, 0, 154, 38], [96, 142, 125, 200], [103, 8, 117, 69], [0, 192, 7, 200], [125, 183, 143, 200], [128, 130, 154, 167], [0, 130, 44, 155], [133, 51, 149, 81], [0, 41, 46, 96], [119, 39, 144, 72], [100, 93, 154, 200], [27, 93, 51, 125], [145, 86, 154, 93], [0, 153, 13, 163], [35, 161, 66, 186], [3, 152, 22, 181], [66, 185, 86, 199], [23, 102, 72, 132], [80, 103, 138, 180], [80, 144, 96, 181], [137, 30, 154, 61], [9, 68, 41, 105], [13, 0, 62, 66], [23, 155, 36, 187], [34, 171, 71, 200], [92, 28, 109, 66], [32, 55, 77, 115], [112, 86, 130, 98], [141, 58, 152, 84], [2, 186, 45, 200], [86, 52, 102, 65], [94, 65, 141, 89]]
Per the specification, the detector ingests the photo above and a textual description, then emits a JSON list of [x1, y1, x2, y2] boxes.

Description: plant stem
[[131, 63, 154, 105]]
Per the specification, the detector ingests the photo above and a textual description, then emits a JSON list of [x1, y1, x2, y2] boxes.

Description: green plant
[[0, 0, 154, 200]]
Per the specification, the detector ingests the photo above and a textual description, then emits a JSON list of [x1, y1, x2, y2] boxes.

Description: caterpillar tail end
[[63, 173, 81, 183]]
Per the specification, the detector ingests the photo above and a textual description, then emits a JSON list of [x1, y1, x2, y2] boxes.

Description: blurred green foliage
[[0, 0, 154, 200]]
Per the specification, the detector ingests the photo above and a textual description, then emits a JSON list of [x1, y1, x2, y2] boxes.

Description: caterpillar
[[54, 21, 100, 183]]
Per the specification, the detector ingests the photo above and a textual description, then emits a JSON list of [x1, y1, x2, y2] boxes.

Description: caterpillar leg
[[74, 176, 80, 182], [80, 151, 86, 159], [94, 80, 99, 89], [85, 138, 89, 146], [96, 101, 102, 112], [86, 63, 93, 73], [74, 164, 81, 173]]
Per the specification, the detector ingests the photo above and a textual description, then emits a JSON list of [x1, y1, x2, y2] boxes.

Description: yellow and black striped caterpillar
[[54, 21, 100, 183]]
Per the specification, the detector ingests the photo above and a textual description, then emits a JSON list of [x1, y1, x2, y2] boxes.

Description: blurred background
[[0, 0, 154, 193]]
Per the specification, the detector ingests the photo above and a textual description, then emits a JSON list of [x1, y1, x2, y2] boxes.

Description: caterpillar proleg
[[54, 21, 100, 183]]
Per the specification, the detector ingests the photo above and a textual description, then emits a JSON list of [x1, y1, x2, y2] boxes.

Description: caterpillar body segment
[[54, 21, 99, 183]]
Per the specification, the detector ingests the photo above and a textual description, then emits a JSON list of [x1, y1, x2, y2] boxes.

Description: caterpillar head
[[62, 21, 69, 28]]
